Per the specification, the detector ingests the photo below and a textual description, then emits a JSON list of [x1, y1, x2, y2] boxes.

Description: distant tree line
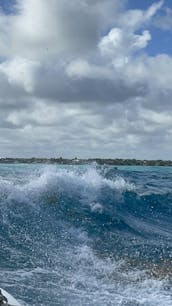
[[0, 157, 172, 166]]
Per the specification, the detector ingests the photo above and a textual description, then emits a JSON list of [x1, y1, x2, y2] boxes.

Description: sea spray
[[0, 164, 172, 305]]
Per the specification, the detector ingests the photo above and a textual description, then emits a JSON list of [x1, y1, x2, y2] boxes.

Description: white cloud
[[0, 57, 39, 92], [99, 28, 151, 68], [0, 0, 121, 60], [66, 59, 113, 79], [144, 0, 164, 21], [140, 109, 172, 126], [0, 0, 171, 159], [117, 0, 163, 30], [123, 54, 172, 95]]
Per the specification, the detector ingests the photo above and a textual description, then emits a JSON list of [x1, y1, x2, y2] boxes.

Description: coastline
[[0, 157, 172, 166]]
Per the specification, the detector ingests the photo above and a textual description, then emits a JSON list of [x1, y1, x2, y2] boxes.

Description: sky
[[0, 0, 172, 159]]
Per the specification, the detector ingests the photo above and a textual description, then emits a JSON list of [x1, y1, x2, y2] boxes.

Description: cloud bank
[[0, 0, 171, 159]]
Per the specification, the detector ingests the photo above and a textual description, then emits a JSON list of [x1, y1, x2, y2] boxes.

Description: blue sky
[[0, 0, 171, 159], [146, 26, 172, 56], [127, 0, 162, 10], [0, 0, 16, 14], [128, 0, 172, 56]]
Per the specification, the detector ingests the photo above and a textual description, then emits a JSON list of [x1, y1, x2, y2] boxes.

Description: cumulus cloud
[[99, 28, 151, 68], [0, 57, 39, 92], [66, 59, 112, 80], [0, 0, 171, 159]]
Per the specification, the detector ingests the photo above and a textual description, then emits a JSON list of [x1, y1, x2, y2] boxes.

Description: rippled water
[[0, 164, 172, 305]]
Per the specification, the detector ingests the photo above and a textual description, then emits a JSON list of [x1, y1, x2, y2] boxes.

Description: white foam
[[58, 244, 172, 306], [0, 165, 135, 202], [90, 202, 103, 213], [81, 167, 135, 191], [1, 233, 171, 306]]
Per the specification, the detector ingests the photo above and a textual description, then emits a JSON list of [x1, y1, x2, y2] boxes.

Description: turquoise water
[[0, 164, 172, 305]]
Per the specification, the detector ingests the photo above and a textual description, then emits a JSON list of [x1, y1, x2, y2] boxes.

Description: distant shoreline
[[0, 158, 172, 166]]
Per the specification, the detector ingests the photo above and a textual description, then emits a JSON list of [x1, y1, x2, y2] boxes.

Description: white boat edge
[[0, 288, 21, 306]]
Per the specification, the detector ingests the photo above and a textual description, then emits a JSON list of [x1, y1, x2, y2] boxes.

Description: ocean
[[0, 163, 172, 305]]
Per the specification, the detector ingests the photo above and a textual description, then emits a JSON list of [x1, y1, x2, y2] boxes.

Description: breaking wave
[[0, 164, 172, 305]]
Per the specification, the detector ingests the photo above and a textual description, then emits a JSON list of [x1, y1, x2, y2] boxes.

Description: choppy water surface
[[0, 164, 172, 305]]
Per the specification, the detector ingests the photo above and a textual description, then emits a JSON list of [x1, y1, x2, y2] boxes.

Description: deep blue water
[[0, 164, 172, 305]]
